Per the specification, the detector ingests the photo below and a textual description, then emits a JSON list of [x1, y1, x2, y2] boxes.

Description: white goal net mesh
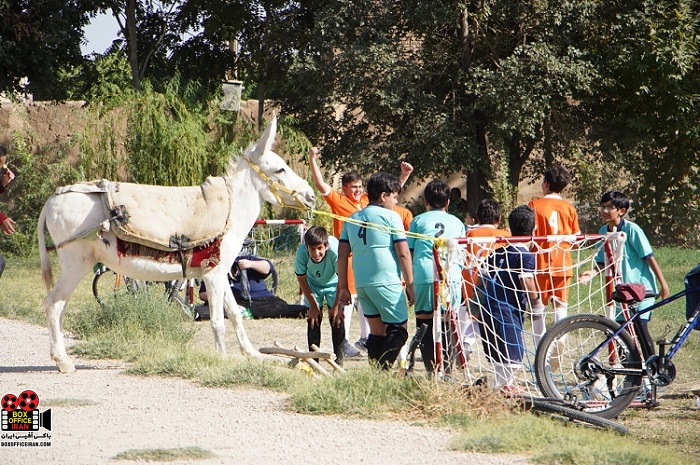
[[431, 232, 626, 395]]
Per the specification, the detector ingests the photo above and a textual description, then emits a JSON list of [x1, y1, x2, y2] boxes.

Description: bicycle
[[92, 263, 198, 318], [534, 281, 700, 418]]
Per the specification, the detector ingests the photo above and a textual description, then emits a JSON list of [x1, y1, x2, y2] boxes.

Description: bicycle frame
[[586, 285, 700, 385]]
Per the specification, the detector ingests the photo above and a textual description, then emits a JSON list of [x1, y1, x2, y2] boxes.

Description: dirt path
[[0, 318, 530, 465]]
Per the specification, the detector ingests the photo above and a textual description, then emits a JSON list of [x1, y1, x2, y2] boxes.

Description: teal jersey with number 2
[[408, 210, 466, 284], [339, 204, 407, 289]]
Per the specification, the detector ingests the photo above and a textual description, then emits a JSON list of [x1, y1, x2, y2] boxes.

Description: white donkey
[[38, 115, 315, 373]]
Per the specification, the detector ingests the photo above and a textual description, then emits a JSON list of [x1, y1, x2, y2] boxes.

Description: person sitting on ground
[[198, 240, 307, 320], [295, 225, 349, 364]]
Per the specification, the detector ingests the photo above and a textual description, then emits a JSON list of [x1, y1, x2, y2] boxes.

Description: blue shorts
[[414, 282, 462, 316], [479, 299, 524, 364], [357, 284, 408, 325]]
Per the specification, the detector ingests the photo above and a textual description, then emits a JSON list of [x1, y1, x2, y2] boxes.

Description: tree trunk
[[126, 0, 140, 91]]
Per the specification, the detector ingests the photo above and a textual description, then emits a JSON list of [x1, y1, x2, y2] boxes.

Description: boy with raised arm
[[309, 147, 413, 355], [294, 225, 346, 364], [337, 173, 415, 369]]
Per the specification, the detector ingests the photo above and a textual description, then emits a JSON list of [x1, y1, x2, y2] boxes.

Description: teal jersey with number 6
[[293, 235, 339, 294], [339, 204, 407, 288]]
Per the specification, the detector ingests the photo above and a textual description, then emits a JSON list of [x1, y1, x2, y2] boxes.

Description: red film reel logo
[[18, 390, 39, 411], [2, 394, 18, 411]]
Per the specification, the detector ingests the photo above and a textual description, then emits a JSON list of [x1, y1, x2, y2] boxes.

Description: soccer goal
[[430, 232, 626, 395]]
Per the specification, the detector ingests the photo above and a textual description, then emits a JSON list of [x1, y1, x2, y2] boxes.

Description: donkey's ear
[[256, 113, 277, 156]]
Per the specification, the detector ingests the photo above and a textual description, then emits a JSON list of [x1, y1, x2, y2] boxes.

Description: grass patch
[[452, 413, 687, 465], [289, 366, 510, 422], [4, 252, 700, 463], [113, 446, 214, 461]]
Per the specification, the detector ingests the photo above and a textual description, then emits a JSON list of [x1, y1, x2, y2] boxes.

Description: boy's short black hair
[[508, 205, 535, 237], [341, 171, 362, 186], [304, 225, 330, 247], [600, 191, 630, 211], [366, 172, 401, 202], [544, 165, 571, 193], [0, 145, 6, 157], [477, 198, 501, 225], [424, 180, 451, 209]]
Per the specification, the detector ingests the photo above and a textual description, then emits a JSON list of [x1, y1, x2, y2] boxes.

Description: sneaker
[[354, 338, 368, 352], [500, 384, 527, 398], [341, 340, 362, 358]]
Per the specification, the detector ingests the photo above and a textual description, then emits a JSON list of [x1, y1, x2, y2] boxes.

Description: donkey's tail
[[38, 202, 54, 291]]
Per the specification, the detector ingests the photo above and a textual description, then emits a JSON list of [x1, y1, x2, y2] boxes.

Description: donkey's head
[[239, 115, 315, 210]]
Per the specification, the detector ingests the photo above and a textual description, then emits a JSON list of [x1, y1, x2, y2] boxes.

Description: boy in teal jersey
[[408, 180, 466, 372], [580, 190, 669, 356], [338, 172, 415, 369], [295, 226, 346, 363]]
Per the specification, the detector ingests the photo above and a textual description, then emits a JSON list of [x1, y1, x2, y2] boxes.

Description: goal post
[[430, 232, 626, 393]]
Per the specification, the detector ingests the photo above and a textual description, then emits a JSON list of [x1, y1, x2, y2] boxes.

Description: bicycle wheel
[[165, 279, 197, 319], [526, 398, 629, 435], [92, 268, 140, 307], [534, 314, 642, 419]]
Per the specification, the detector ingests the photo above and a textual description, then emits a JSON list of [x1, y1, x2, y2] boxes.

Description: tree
[[584, 0, 700, 245], [280, 1, 599, 213], [0, 0, 93, 100]]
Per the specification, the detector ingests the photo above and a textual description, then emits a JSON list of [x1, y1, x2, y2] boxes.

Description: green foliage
[[79, 76, 255, 186], [0, 132, 81, 255]]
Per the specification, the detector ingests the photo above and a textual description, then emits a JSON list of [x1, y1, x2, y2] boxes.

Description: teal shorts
[[304, 288, 337, 310], [357, 284, 408, 325], [414, 282, 462, 316]]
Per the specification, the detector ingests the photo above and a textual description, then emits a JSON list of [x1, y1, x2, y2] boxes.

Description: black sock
[[307, 319, 321, 362], [366, 334, 386, 364], [330, 321, 346, 365], [378, 324, 409, 370], [417, 318, 434, 373]]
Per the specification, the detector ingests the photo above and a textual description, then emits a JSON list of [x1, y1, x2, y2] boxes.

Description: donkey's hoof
[[56, 359, 76, 374]]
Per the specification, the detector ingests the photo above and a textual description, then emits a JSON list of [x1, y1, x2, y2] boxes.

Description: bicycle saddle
[[612, 283, 654, 304]]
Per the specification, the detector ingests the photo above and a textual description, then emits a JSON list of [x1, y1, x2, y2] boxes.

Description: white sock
[[343, 303, 353, 340], [532, 315, 546, 347], [356, 299, 370, 340], [554, 304, 568, 323]]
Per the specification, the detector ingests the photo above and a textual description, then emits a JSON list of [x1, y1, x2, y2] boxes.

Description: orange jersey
[[462, 225, 511, 299], [323, 190, 369, 294], [528, 195, 580, 276], [323, 190, 369, 238], [394, 205, 413, 231]]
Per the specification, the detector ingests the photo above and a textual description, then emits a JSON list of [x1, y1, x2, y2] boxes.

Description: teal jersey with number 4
[[339, 204, 407, 288]]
